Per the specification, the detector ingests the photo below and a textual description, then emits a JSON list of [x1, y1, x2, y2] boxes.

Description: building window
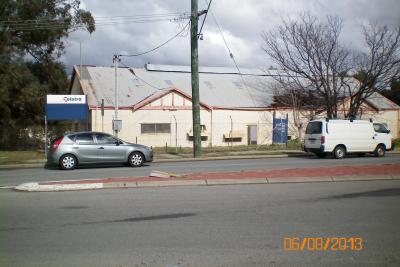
[[188, 125, 208, 141], [224, 137, 242, 142], [141, 123, 171, 134], [188, 136, 208, 141], [223, 130, 244, 143]]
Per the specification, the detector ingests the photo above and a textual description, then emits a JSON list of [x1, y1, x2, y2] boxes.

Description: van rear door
[[304, 121, 323, 149]]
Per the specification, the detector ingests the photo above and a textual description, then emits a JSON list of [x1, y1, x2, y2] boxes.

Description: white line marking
[[0, 186, 14, 189]]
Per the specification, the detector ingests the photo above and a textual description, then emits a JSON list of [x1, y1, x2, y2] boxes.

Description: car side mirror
[[115, 141, 120, 146], [387, 129, 391, 134]]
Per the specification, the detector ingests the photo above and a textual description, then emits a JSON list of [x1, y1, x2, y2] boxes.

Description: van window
[[306, 121, 322, 134], [373, 123, 389, 133]]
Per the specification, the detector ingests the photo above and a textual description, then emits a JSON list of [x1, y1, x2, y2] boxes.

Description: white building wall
[[91, 108, 212, 147], [90, 108, 282, 147], [211, 109, 275, 146], [86, 85, 399, 148]]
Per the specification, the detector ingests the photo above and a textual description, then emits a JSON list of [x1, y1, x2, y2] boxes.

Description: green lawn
[[0, 151, 45, 165]]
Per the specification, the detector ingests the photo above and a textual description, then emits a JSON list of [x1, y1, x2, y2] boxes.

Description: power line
[[118, 21, 190, 57], [205, 0, 257, 106], [119, 60, 168, 90], [0, 12, 190, 31], [198, 0, 213, 39], [0, 12, 188, 24]]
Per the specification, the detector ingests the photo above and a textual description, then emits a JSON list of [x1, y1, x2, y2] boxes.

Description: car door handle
[[72, 147, 79, 149], [99, 147, 104, 149]]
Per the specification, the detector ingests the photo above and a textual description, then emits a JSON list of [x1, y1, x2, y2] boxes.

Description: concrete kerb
[[267, 176, 334, 183], [331, 175, 394, 182], [14, 182, 104, 192], [205, 178, 268, 185]]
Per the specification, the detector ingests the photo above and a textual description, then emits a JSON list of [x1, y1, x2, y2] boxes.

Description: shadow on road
[[0, 213, 197, 232], [331, 188, 400, 199]]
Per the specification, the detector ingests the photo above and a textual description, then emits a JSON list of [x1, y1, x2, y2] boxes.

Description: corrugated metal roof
[[80, 66, 164, 107], [77, 65, 275, 108], [135, 67, 274, 108], [367, 92, 400, 110], [75, 64, 399, 110], [145, 63, 282, 76]]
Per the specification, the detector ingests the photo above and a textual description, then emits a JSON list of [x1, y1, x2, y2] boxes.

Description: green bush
[[286, 138, 303, 150], [393, 138, 400, 150]]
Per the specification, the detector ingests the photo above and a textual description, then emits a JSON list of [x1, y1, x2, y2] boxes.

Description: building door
[[248, 125, 257, 145]]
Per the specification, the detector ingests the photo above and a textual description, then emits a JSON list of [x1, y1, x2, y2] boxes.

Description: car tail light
[[320, 136, 325, 144], [51, 137, 64, 152]]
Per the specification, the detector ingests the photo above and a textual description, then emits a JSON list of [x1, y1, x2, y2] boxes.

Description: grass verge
[[0, 151, 45, 165]]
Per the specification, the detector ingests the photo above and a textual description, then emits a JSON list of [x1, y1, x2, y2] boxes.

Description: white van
[[304, 119, 392, 159]]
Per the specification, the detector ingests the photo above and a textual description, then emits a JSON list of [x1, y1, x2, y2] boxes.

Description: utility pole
[[113, 54, 121, 137], [191, 0, 202, 157]]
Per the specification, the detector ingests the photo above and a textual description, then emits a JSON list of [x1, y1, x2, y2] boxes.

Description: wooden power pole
[[191, 0, 202, 157]]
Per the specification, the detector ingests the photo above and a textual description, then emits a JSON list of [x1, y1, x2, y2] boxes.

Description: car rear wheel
[[374, 145, 385, 157], [333, 146, 346, 159], [128, 152, 144, 167], [59, 154, 77, 170]]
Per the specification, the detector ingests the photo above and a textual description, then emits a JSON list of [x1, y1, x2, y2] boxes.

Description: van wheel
[[128, 152, 144, 167], [333, 146, 346, 159], [374, 145, 385, 157], [59, 154, 77, 170]]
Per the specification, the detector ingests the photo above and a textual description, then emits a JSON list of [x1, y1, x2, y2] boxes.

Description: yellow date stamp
[[283, 237, 363, 251]]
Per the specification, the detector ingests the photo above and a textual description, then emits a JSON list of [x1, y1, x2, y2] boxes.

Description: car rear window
[[66, 134, 76, 142], [306, 121, 322, 134]]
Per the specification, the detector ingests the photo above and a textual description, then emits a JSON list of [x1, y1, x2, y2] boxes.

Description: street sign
[[46, 95, 88, 121], [113, 119, 122, 131], [273, 114, 289, 144]]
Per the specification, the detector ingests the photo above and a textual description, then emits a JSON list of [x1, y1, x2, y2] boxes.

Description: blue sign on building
[[273, 114, 289, 144], [46, 95, 88, 121]]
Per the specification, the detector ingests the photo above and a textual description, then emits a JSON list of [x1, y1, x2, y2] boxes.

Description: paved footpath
[[14, 163, 400, 192]]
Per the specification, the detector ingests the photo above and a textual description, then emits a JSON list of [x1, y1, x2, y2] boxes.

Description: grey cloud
[[62, 0, 400, 72]]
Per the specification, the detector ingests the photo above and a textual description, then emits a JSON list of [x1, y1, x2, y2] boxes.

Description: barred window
[[141, 123, 171, 134]]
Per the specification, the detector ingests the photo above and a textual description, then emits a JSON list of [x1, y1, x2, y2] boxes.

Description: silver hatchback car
[[48, 132, 153, 170]]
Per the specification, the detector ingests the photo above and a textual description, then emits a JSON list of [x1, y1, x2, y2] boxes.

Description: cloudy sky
[[61, 0, 400, 72]]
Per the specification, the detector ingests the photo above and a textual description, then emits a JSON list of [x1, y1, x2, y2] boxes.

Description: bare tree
[[270, 76, 320, 140], [346, 24, 400, 118], [262, 13, 351, 119]]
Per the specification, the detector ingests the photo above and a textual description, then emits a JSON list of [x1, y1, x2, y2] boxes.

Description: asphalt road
[[1, 180, 400, 266], [0, 154, 399, 186]]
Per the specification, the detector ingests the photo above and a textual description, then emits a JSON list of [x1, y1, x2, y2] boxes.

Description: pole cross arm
[[198, 10, 207, 16]]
